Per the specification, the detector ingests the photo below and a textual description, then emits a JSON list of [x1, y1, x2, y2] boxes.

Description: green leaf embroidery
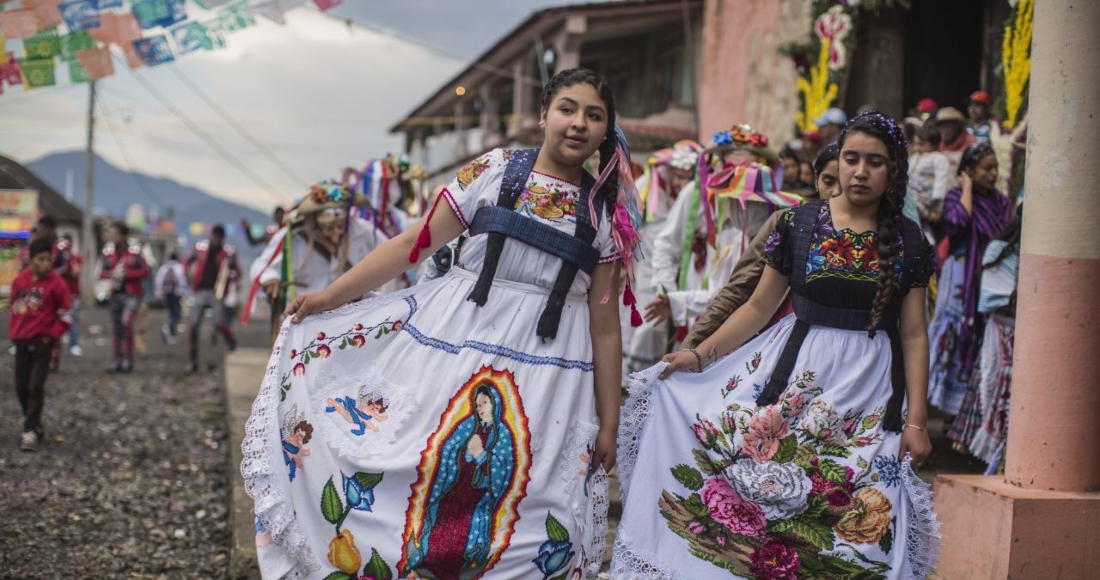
[[683, 493, 709, 518], [818, 459, 848, 485], [353, 472, 384, 491], [793, 444, 817, 470], [322, 573, 351, 580], [545, 512, 570, 544], [693, 449, 719, 475], [803, 495, 828, 519], [279, 384, 291, 402], [879, 523, 894, 555], [670, 464, 705, 491], [766, 518, 794, 534], [856, 456, 869, 470], [790, 518, 835, 551], [375, 328, 384, 339], [798, 550, 827, 571], [821, 443, 853, 458], [362, 548, 393, 579], [321, 477, 344, 524], [774, 435, 798, 463], [304, 350, 312, 362]]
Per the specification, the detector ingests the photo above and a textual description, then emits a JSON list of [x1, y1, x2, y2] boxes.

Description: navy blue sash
[[465, 149, 603, 340], [756, 200, 923, 432]]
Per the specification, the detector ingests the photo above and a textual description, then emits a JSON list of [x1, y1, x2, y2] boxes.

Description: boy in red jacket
[[10, 238, 71, 452]]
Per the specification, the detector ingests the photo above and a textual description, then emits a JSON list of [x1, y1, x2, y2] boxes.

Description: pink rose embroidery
[[700, 478, 766, 537], [741, 406, 790, 462]]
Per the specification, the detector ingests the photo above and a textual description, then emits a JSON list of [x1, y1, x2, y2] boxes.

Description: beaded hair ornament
[[838, 110, 910, 204]]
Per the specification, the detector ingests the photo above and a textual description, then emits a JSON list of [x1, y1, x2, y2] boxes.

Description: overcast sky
[[0, 0, 583, 214]]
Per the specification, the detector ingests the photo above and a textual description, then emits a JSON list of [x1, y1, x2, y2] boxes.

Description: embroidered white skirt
[[612, 315, 940, 580], [243, 267, 608, 580]]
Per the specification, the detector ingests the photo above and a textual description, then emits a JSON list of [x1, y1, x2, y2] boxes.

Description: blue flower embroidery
[[873, 455, 902, 488], [532, 539, 574, 577]]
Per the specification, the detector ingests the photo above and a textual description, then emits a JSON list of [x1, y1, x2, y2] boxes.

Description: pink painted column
[[933, 1, 1100, 577], [1003, 0, 1100, 493]]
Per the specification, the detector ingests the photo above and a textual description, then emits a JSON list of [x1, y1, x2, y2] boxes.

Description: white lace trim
[[616, 363, 667, 504], [585, 466, 610, 580], [608, 529, 681, 580], [309, 359, 417, 459], [901, 454, 942, 580], [240, 290, 416, 578], [557, 419, 610, 580]]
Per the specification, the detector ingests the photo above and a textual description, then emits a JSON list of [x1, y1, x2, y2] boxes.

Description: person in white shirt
[[155, 251, 187, 344], [621, 141, 703, 374], [907, 123, 955, 241]]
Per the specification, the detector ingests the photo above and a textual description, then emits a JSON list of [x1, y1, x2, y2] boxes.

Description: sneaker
[[8, 346, 15, 356], [70, 345, 83, 357], [108, 359, 122, 373], [20, 431, 38, 452], [48, 363, 59, 373], [227, 337, 237, 353], [185, 361, 197, 375], [120, 358, 133, 373]]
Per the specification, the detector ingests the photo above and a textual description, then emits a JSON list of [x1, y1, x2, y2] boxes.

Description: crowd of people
[[224, 67, 1028, 579], [9, 66, 1023, 577]]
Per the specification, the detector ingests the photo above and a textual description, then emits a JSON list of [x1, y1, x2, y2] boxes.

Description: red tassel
[[630, 303, 643, 327], [623, 282, 636, 307], [408, 193, 443, 264], [416, 223, 432, 249]]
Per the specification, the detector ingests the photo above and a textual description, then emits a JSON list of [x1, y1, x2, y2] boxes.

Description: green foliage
[[321, 477, 344, 524], [545, 512, 570, 544], [353, 472, 384, 490], [774, 435, 798, 464], [671, 464, 705, 491], [363, 548, 393, 579]]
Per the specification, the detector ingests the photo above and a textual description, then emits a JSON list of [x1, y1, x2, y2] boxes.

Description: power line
[[94, 90, 167, 208], [306, 5, 541, 87], [116, 55, 291, 203], [165, 62, 310, 190]]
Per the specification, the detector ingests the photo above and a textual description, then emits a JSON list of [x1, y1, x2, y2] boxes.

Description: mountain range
[[26, 151, 275, 261]]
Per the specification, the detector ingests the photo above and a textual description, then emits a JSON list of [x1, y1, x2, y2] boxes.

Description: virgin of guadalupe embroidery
[[400, 366, 532, 579]]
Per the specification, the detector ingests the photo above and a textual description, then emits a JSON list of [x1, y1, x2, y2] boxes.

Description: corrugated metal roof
[[0, 154, 84, 225]]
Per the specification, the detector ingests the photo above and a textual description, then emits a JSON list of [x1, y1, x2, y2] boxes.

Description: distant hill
[[26, 151, 274, 262]]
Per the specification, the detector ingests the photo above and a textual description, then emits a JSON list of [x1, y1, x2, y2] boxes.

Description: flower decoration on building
[[815, 5, 853, 70], [795, 36, 840, 133], [1001, 0, 1032, 130]]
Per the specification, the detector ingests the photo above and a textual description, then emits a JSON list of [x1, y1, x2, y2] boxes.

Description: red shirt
[[100, 245, 149, 297], [9, 269, 72, 342]]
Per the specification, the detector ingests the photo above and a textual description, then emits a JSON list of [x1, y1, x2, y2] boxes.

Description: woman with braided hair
[[242, 68, 642, 579], [613, 111, 939, 579]]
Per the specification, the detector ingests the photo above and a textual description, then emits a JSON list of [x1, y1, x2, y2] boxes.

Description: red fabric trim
[[440, 187, 469, 230]]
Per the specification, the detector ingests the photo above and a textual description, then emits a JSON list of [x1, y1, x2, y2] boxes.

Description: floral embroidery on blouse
[[763, 203, 934, 287], [514, 182, 579, 221]]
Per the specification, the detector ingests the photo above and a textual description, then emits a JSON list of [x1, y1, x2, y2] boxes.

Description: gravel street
[[0, 303, 269, 579]]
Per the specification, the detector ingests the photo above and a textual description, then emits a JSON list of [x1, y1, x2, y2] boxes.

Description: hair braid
[[867, 195, 902, 338], [836, 110, 911, 338]]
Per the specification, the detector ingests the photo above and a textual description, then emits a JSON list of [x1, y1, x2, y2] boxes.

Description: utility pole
[[80, 80, 97, 304]]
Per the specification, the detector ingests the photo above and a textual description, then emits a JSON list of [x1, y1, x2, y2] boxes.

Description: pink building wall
[[698, 0, 809, 146]]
